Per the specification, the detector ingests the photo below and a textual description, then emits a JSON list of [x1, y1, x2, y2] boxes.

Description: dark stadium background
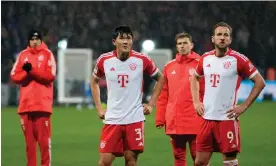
[[1, 1, 276, 166]]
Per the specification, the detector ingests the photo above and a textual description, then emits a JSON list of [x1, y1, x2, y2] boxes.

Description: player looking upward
[[90, 25, 164, 166], [191, 22, 266, 166]]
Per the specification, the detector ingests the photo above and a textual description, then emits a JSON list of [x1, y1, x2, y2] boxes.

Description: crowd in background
[[2, 1, 276, 82]]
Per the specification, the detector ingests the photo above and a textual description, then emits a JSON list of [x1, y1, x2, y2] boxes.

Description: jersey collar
[[113, 50, 133, 60], [176, 51, 198, 63], [213, 48, 232, 57]]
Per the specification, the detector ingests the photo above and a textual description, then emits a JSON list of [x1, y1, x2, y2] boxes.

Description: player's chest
[[203, 58, 237, 77], [21, 52, 47, 69], [104, 60, 143, 82]]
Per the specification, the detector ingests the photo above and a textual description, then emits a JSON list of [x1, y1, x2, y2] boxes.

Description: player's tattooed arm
[[148, 71, 164, 107]]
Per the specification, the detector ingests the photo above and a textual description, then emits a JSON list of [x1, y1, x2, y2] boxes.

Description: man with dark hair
[[90, 25, 164, 166], [191, 22, 265, 166], [156, 32, 204, 166], [10, 29, 56, 166]]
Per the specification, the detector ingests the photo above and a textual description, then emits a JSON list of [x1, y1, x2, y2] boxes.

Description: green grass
[[2, 102, 276, 166]]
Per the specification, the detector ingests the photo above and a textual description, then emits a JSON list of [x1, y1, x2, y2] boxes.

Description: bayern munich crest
[[38, 55, 44, 61], [100, 141, 106, 149], [188, 68, 195, 76], [129, 63, 137, 71], [223, 61, 231, 69]]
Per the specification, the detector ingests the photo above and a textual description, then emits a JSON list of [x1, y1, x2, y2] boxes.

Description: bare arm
[[228, 72, 266, 118], [242, 73, 266, 109], [156, 74, 168, 127], [90, 75, 103, 111], [148, 71, 164, 106], [190, 73, 201, 103], [190, 73, 205, 116]]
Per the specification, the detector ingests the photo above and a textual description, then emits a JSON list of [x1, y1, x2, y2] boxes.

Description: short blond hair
[[175, 32, 193, 43]]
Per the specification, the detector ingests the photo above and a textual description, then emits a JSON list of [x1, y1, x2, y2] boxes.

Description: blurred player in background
[[156, 32, 204, 166], [191, 22, 266, 166], [10, 30, 56, 166], [90, 25, 164, 166]]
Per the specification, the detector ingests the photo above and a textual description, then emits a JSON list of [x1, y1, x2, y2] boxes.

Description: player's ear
[[211, 36, 215, 43], [190, 42, 194, 50], [129, 37, 134, 44], [112, 39, 116, 46]]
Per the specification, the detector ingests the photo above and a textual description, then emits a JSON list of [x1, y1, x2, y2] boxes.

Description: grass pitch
[[1, 102, 276, 166]]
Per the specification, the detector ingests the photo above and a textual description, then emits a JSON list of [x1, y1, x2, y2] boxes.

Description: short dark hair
[[212, 22, 232, 36], [112, 25, 133, 40], [175, 32, 193, 43]]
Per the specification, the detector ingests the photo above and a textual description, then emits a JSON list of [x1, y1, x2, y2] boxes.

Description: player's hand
[[22, 62, 32, 73], [227, 104, 248, 119], [193, 101, 205, 116], [97, 109, 106, 120], [143, 103, 153, 115]]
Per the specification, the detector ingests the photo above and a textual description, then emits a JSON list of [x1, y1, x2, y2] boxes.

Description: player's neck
[[116, 50, 130, 61], [215, 48, 228, 57]]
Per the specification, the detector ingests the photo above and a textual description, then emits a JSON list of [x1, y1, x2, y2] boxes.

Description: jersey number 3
[[135, 128, 142, 141]]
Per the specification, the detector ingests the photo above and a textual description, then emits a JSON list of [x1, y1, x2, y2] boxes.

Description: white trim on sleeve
[[150, 68, 159, 77], [194, 70, 203, 77], [248, 70, 258, 79]]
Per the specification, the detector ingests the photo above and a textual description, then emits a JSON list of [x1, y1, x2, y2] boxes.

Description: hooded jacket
[[156, 51, 205, 134], [10, 42, 56, 114]]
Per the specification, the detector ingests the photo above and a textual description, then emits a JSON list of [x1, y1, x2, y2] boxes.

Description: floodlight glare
[[142, 40, 155, 52], [58, 39, 68, 50]]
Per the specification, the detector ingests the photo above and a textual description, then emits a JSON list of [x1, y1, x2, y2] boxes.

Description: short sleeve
[[143, 56, 159, 77], [238, 57, 258, 79], [93, 58, 105, 78], [195, 57, 204, 77]]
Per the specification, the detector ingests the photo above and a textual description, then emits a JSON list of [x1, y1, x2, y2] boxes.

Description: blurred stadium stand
[[1, 1, 276, 106]]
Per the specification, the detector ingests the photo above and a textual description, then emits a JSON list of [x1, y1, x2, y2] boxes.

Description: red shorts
[[196, 119, 240, 153], [99, 121, 144, 156]]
